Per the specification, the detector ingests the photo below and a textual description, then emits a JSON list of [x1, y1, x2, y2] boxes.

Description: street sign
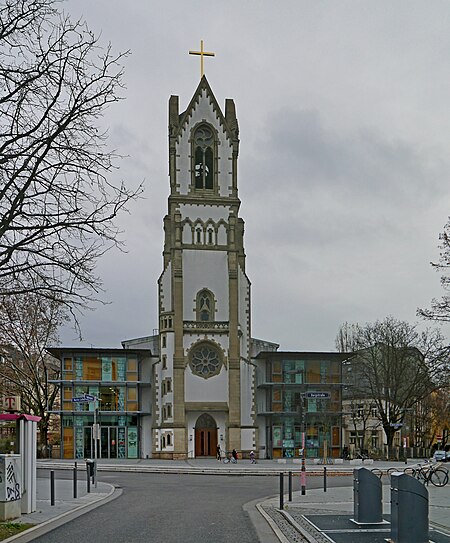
[[83, 394, 96, 401], [305, 392, 330, 399], [2, 396, 21, 411], [390, 423, 403, 428], [71, 397, 90, 403], [92, 423, 100, 440]]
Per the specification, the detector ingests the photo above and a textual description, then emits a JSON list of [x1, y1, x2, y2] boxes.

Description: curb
[[37, 462, 354, 477], [255, 502, 291, 543]]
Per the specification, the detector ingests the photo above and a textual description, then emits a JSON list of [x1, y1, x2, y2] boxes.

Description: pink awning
[[0, 413, 41, 422]]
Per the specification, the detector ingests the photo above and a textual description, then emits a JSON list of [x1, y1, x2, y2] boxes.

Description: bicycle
[[387, 461, 449, 487], [223, 451, 237, 464], [355, 452, 370, 460], [413, 461, 448, 487]]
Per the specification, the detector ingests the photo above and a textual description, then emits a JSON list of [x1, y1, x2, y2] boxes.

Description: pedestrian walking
[[216, 444, 221, 461]]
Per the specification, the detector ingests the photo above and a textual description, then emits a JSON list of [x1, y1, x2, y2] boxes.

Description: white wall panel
[[183, 250, 229, 321], [185, 367, 228, 403], [180, 204, 229, 223]]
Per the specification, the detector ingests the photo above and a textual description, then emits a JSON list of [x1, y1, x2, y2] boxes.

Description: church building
[[48, 69, 348, 461]]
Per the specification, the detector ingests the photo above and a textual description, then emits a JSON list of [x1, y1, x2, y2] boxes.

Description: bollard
[[279, 473, 284, 510], [288, 471, 292, 502], [391, 473, 428, 543], [73, 465, 77, 499], [324, 466, 327, 492], [352, 468, 383, 525], [301, 456, 306, 496], [50, 470, 55, 506], [86, 465, 91, 493]]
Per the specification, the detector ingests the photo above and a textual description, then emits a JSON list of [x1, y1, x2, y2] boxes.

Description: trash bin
[[85, 459, 95, 477]]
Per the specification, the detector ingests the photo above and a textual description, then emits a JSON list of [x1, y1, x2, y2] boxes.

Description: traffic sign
[[390, 423, 403, 428], [305, 392, 331, 399], [83, 394, 96, 401], [71, 397, 90, 403]]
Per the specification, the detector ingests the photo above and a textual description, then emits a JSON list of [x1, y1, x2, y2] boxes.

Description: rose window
[[189, 344, 222, 379]]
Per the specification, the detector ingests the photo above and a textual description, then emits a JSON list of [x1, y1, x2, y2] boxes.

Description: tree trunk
[[38, 420, 49, 458]]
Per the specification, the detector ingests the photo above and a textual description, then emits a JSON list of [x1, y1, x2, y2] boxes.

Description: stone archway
[[195, 413, 217, 457]]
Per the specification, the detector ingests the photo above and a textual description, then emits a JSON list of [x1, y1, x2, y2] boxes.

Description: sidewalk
[[259, 474, 450, 543], [4, 478, 119, 543]]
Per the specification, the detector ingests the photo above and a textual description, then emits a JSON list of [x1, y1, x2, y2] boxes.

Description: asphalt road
[[31, 471, 353, 543]]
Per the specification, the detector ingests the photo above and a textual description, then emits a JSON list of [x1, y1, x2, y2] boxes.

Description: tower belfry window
[[193, 125, 214, 190]]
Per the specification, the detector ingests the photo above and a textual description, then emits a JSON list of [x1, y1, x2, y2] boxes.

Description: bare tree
[[0, 289, 67, 455], [336, 317, 449, 449], [0, 0, 142, 315], [418, 218, 450, 322]]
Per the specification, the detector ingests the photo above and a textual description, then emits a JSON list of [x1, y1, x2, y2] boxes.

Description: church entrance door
[[194, 413, 217, 457]]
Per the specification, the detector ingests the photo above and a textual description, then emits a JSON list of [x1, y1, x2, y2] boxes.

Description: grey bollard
[[391, 473, 428, 543], [352, 467, 383, 524]]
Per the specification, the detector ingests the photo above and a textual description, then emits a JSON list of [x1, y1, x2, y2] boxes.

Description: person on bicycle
[[232, 448, 238, 462]]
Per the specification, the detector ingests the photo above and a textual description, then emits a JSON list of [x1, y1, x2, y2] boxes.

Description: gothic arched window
[[193, 124, 214, 190], [196, 289, 215, 322]]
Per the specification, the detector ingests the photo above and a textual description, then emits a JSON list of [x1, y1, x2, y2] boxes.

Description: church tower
[[154, 76, 255, 459]]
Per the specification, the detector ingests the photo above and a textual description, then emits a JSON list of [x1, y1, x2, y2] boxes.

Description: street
[[31, 470, 353, 542]]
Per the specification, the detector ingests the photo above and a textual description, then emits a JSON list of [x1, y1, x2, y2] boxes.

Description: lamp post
[[300, 392, 307, 495]]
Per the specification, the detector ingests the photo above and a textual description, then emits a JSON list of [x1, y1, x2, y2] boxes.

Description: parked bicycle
[[413, 462, 448, 487], [355, 451, 370, 460], [387, 461, 448, 487]]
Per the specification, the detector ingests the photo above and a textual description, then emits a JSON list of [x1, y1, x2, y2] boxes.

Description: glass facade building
[[47, 348, 152, 459], [255, 352, 351, 459]]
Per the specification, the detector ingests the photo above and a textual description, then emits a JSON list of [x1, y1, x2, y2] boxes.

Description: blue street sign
[[71, 397, 90, 403], [83, 394, 96, 401], [306, 392, 331, 399]]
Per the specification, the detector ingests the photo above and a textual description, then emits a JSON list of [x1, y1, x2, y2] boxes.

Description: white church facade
[[125, 76, 277, 459]]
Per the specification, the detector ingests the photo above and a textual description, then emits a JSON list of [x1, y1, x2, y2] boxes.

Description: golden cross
[[189, 40, 215, 78]]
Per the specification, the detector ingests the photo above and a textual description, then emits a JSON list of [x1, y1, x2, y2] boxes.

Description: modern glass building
[[254, 352, 352, 459], [47, 348, 154, 459]]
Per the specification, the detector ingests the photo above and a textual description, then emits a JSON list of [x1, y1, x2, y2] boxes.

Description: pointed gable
[[170, 76, 239, 198], [175, 76, 238, 144]]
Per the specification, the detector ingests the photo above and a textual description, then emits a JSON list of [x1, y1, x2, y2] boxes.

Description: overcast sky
[[60, 0, 450, 351]]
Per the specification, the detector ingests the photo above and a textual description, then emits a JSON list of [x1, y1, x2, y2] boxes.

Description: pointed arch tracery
[[192, 123, 216, 191], [196, 288, 215, 322]]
